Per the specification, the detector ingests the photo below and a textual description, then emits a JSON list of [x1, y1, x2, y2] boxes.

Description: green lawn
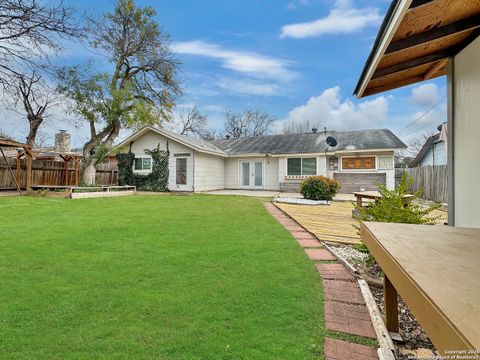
[[0, 195, 325, 359]]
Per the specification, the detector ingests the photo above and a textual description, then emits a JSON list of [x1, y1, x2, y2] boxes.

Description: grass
[[0, 195, 326, 359]]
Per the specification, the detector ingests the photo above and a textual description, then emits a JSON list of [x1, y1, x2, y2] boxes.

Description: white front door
[[240, 160, 263, 189]]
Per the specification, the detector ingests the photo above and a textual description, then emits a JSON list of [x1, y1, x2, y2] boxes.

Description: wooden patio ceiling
[[355, 0, 480, 98]]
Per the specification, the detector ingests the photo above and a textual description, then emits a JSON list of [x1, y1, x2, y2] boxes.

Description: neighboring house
[[410, 124, 448, 167], [117, 126, 406, 193]]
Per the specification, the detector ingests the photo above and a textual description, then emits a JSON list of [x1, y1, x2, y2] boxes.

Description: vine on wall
[[116, 144, 169, 191]]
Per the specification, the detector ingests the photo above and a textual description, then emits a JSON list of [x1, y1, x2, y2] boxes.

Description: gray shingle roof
[[159, 128, 227, 155], [210, 129, 406, 155]]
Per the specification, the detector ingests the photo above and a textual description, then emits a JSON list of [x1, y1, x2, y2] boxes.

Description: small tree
[[355, 173, 441, 224]]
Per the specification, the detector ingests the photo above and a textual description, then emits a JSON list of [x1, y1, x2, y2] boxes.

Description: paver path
[[264, 202, 379, 360]]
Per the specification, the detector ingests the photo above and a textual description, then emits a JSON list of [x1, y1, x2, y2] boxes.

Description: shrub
[[300, 176, 340, 201], [355, 173, 441, 224]]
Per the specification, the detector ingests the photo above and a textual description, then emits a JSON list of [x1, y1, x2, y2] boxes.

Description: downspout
[[192, 150, 195, 192], [447, 58, 455, 226]]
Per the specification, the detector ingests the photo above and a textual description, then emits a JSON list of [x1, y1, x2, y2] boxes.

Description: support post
[[384, 275, 399, 332], [25, 147, 32, 192], [64, 158, 69, 186], [16, 151, 23, 187], [74, 158, 79, 186], [356, 195, 363, 208]]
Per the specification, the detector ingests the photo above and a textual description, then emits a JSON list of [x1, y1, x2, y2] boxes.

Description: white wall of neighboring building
[[129, 130, 195, 191], [419, 141, 447, 167], [453, 36, 480, 228], [194, 151, 225, 191]]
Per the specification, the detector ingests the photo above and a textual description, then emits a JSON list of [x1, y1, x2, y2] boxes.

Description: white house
[[117, 126, 406, 193]]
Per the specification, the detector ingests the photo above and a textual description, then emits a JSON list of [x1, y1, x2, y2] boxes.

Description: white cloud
[[172, 40, 297, 82], [280, 1, 381, 38], [216, 78, 283, 96], [280, 86, 390, 131], [410, 83, 441, 107]]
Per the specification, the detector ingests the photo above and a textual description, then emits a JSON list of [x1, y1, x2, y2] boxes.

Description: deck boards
[[275, 202, 362, 244], [275, 201, 447, 244], [360, 222, 480, 353]]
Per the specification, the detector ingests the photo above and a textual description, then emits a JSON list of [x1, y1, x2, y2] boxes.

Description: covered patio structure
[[355, 0, 480, 356], [0, 137, 33, 192]]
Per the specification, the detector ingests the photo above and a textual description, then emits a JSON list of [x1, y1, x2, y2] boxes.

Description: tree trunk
[[81, 137, 99, 186], [82, 161, 97, 185], [26, 117, 42, 146]]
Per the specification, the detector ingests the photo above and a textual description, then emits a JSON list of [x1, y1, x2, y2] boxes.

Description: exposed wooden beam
[[372, 50, 449, 79], [424, 59, 448, 80], [0, 139, 30, 148], [409, 0, 434, 9], [386, 15, 480, 54], [364, 76, 426, 97]]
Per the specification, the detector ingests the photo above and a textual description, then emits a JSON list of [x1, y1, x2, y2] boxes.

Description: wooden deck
[[360, 222, 480, 354], [275, 202, 362, 244], [275, 201, 448, 244]]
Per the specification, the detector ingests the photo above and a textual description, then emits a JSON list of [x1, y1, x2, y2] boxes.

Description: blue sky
[[1, 0, 447, 150]]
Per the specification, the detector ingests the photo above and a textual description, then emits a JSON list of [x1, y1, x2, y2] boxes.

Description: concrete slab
[[202, 190, 280, 197]]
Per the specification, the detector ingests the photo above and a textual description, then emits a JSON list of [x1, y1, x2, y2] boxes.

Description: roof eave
[[116, 126, 228, 157], [354, 0, 413, 98]]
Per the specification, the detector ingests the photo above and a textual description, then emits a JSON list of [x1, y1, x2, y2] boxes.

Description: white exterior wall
[[129, 130, 194, 191], [194, 151, 225, 191], [265, 157, 279, 190], [419, 141, 447, 167], [453, 36, 480, 227], [224, 158, 239, 189]]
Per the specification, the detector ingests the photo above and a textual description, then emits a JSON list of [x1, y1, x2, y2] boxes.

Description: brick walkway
[[264, 202, 379, 360]]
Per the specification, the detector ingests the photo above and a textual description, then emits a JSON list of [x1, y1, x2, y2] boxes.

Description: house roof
[[116, 126, 228, 156], [355, 0, 480, 98], [210, 129, 407, 155], [410, 133, 441, 167]]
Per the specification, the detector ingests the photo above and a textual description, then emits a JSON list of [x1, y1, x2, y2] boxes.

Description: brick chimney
[[54, 130, 70, 160]]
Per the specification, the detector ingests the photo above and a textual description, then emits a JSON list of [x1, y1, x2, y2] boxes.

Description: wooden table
[[353, 191, 413, 208], [360, 222, 480, 355]]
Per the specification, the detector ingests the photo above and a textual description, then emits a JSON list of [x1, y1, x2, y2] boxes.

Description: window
[[176, 158, 187, 185], [134, 157, 151, 170], [342, 157, 375, 170], [378, 156, 394, 170], [287, 158, 317, 176]]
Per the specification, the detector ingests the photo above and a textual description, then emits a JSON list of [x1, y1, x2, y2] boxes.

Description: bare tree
[[10, 70, 61, 145], [407, 130, 437, 155], [0, 0, 82, 85], [174, 106, 210, 138], [282, 119, 322, 134], [223, 109, 275, 138]]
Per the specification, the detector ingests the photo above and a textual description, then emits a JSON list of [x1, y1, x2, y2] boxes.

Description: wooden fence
[[0, 159, 118, 189], [396, 165, 448, 203]]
